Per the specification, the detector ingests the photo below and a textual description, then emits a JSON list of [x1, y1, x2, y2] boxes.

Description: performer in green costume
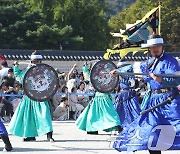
[[8, 51, 54, 142], [75, 92, 121, 134]]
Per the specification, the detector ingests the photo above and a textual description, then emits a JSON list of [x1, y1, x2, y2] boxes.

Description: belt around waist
[[121, 89, 135, 91]]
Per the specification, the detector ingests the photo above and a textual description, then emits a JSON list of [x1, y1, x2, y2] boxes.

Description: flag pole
[[158, 2, 161, 35]]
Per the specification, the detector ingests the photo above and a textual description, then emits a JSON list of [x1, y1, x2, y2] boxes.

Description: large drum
[[23, 63, 59, 102], [90, 60, 119, 93]]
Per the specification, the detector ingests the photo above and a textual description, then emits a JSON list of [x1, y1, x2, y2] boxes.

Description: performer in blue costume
[[8, 51, 54, 142], [111, 35, 180, 154], [75, 92, 121, 134], [0, 110, 12, 151], [114, 62, 141, 127]]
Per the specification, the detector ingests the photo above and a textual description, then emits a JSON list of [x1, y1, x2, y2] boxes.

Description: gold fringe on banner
[[103, 47, 147, 60]]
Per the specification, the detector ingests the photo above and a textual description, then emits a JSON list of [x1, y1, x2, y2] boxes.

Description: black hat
[[8, 68, 13, 73]]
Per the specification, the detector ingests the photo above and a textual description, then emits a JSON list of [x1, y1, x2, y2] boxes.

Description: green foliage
[[26, 24, 83, 49], [0, 0, 83, 49], [0, 0, 111, 50], [53, 0, 111, 50], [105, 0, 136, 17], [0, 1, 43, 49], [25, 0, 111, 50], [1, 0, 179, 51]]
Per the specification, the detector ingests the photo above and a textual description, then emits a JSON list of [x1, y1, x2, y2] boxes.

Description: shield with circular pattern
[[23, 63, 59, 102], [90, 60, 119, 93]]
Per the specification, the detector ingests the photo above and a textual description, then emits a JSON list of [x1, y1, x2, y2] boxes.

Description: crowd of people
[[0, 62, 23, 123]]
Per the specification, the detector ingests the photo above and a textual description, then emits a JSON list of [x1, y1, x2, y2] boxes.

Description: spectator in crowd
[[10, 82, 23, 112], [82, 62, 90, 82], [0, 61, 10, 78], [84, 80, 95, 92], [1, 78, 17, 103], [61, 85, 68, 98], [0, 80, 10, 93], [2, 68, 15, 88], [14, 82, 23, 95], [0, 98, 13, 122], [68, 64, 80, 86], [3, 81, 22, 114], [53, 97, 69, 121], [79, 74, 85, 83], [67, 73, 76, 92], [59, 74, 67, 87], [0, 81, 13, 122], [52, 86, 62, 111], [77, 82, 89, 108], [55, 68, 67, 87], [69, 87, 84, 120], [5, 87, 17, 104]]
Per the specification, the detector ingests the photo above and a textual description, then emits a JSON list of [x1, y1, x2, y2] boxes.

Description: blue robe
[[113, 52, 180, 151], [114, 65, 141, 127], [0, 120, 8, 135]]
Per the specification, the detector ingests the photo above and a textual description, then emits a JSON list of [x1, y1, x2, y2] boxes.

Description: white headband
[[147, 38, 164, 45], [31, 55, 43, 60], [141, 38, 164, 48]]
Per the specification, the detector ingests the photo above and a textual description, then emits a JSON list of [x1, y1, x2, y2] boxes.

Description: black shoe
[[1, 135, 13, 151], [149, 150, 161, 154], [117, 126, 123, 133], [87, 131, 98, 135], [3, 146, 13, 152], [47, 132, 54, 142], [47, 138, 55, 142], [23, 137, 36, 141]]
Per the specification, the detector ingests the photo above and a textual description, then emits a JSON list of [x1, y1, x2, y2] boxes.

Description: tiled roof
[[0, 49, 105, 61], [0, 49, 179, 61]]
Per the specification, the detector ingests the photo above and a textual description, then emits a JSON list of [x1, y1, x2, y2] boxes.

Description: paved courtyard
[[1, 121, 179, 154]]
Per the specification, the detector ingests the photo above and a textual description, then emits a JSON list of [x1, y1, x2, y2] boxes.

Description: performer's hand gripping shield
[[23, 63, 59, 102], [90, 60, 119, 93]]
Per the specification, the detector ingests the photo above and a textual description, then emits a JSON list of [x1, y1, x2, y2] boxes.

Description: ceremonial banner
[[104, 6, 160, 60]]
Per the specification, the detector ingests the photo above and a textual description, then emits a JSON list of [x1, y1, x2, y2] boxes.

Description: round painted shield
[[23, 63, 59, 102], [90, 60, 119, 93]]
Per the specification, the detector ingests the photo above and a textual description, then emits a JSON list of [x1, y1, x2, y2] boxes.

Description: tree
[[26, 24, 83, 49], [0, 1, 44, 48], [0, 0, 83, 49], [105, 0, 136, 17], [25, 0, 56, 25], [28, 0, 111, 50], [53, 0, 111, 50]]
